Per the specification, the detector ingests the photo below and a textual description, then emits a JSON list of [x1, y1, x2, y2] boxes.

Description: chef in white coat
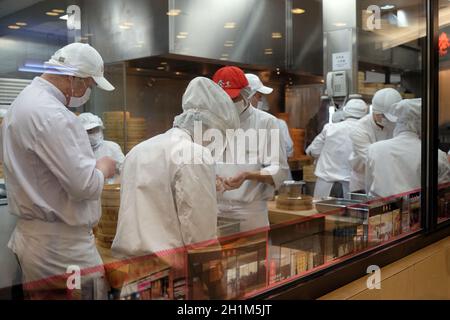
[[2, 43, 116, 299], [246, 74, 294, 158], [79, 113, 125, 184], [213, 67, 290, 232], [366, 99, 450, 198], [306, 99, 369, 199], [112, 77, 240, 257], [349, 88, 402, 193]]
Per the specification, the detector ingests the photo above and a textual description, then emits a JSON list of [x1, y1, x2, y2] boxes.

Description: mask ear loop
[[65, 76, 74, 107]]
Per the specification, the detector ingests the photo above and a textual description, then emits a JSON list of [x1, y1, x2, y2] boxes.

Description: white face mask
[[257, 101, 264, 110], [89, 131, 103, 149], [68, 78, 92, 108], [235, 100, 249, 115]]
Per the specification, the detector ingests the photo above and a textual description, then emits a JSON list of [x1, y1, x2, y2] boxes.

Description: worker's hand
[[216, 176, 226, 194], [223, 172, 248, 191], [96, 157, 116, 180]]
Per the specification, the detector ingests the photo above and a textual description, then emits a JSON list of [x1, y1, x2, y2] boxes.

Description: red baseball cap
[[213, 66, 249, 99]]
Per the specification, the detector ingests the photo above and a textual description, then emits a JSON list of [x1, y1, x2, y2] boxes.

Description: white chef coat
[[1, 77, 106, 293], [349, 114, 395, 192], [216, 107, 290, 232], [366, 131, 450, 198], [112, 128, 218, 257], [306, 118, 358, 198], [277, 119, 294, 158], [93, 140, 125, 184]]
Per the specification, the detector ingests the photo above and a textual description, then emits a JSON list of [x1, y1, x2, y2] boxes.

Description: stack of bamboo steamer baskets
[[302, 164, 317, 183], [103, 112, 130, 151], [103, 112, 147, 153], [96, 184, 121, 249], [289, 128, 306, 159], [125, 117, 147, 153]]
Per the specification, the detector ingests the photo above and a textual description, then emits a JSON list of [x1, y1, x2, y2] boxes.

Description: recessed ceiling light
[[46, 12, 59, 16], [52, 9, 65, 13], [333, 22, 347, 27], [175, 72, 181, 75], [157, 66, 165, 70], [272, 32, 283, 39], [179, 31, 189, 36], [119, 24, 131, 30], [123, 22, 134, 27], [15, 22, 27, 26], [160, 62, 168, 65], [176, 35, 187, 39], [8, 25, 20, 30], [167, 9, 181, 16], [381, 4, 396, 10], [291, 8, 305, 14], [224, 22, 236, 29]]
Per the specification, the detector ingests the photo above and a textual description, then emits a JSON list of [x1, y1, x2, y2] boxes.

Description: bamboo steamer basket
[[290, 128, 306, 159], [276, 195, 313, 211], [127, 132, 147, 141], [127, 118, 146, 126], [97, 221, 118, 235], [103, 111, 130, 121], [101, 207, 119, 222], [101, 185, 121, 207], [98, 184, 121, 248], [303, 164, 317, 182]]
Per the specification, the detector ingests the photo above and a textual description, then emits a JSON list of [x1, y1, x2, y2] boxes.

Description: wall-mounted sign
[[332, 52, 352, 71]]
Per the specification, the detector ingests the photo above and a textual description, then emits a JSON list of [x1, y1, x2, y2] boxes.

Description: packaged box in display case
[[187, 234, 267, 300], [402, 191, 421, 232], [268, 216, 325, 284], [438, 185, 450, 222]]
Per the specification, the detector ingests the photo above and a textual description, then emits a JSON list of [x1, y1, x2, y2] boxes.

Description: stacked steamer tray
[[289, 128, 306, 159], [103, 111, 131, 152], [303, 164, 317, 183], [276, 182, 313, 211], [125, 117, 147, 153], [97, 184, 121, 249]]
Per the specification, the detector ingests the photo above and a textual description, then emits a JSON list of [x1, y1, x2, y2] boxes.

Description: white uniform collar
[[33, 77, 67, 105], [240, 105, 254, 123]]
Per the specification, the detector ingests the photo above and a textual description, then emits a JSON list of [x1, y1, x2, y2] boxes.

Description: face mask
[[89, 131, 103, 149], [235, 100, 249, 115], [68, 78, 91, 108]]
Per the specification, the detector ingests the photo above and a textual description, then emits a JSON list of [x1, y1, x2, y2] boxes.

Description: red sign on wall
[[439, 32, 450, 57]]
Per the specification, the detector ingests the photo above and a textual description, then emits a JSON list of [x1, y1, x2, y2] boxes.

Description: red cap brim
[[224, 88, 241, 99]]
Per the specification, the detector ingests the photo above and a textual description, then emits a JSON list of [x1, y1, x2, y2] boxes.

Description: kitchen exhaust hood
[[81, 0, 323, 76]]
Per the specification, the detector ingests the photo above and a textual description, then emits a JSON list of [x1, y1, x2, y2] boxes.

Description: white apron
[[9, 219, 109, 300]]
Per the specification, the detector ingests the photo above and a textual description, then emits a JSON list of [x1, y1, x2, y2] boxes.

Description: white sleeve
[[278, 120, 294, 158], [174, 157, 218, 247], [110, 142, 126, 173], [34, 112, 104, 201], [305, 125, 328, 158], [349, 126, 371, 174], [260, 118, 290, 190], [365, 146, 376, 197]]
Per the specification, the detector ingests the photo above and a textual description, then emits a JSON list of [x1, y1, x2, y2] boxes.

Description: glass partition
[[438, 0, 450, 225], [0, 0, 443, 301]]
